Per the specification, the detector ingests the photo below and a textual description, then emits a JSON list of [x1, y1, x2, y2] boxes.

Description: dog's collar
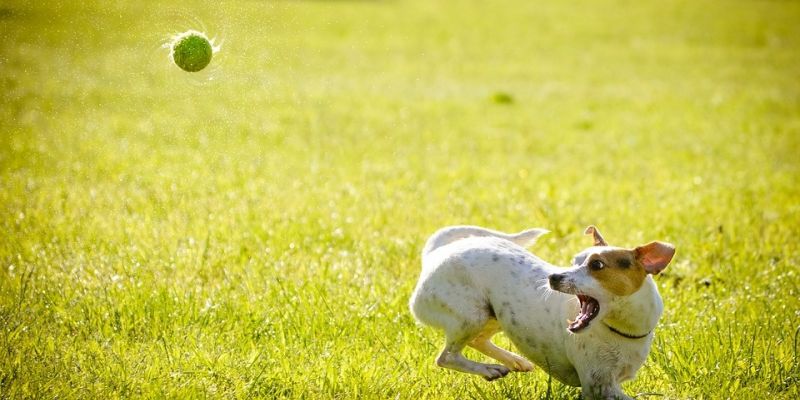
[[604, 323, 651, 339]]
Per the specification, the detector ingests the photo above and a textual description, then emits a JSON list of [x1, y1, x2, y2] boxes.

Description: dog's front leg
[[579, 373, 632, 400], [581, 385, 632, 400]]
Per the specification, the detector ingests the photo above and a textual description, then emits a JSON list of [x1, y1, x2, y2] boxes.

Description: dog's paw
[[508, 356, 534, 372], [480, 364, 510, 381]]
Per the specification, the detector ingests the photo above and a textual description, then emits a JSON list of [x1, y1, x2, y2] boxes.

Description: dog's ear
[[584, 225, 608, 246], [635, 241, 675, 275]]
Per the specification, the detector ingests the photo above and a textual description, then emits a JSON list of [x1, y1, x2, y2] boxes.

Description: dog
[[409, 225, 675, 399]]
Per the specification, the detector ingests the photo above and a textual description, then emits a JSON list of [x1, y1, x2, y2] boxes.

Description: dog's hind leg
[[434, 314, 511, 381], [468, 320, 534, 372], [437, 337, 511, 381]]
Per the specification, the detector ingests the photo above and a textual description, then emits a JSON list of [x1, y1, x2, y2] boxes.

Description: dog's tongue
[[568, 295, 599, 332]]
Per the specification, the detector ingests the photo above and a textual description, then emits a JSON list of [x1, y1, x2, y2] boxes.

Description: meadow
[[1, 0, 799, 398]]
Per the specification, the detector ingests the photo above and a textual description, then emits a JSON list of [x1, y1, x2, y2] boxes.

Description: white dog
[[410, 225, 675, 399]]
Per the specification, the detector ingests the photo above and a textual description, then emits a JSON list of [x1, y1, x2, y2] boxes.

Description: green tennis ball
[[172, 31, 213, 72]]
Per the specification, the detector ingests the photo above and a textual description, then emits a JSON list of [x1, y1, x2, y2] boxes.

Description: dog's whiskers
[[567, 295, 580, 305], [536, 278, 555, 300]]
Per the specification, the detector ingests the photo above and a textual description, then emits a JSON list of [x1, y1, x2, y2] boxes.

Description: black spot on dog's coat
[[485, 303, 496, 318]]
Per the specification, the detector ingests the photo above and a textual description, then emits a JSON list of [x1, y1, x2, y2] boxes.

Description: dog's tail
[[422, 225, 549, 256]]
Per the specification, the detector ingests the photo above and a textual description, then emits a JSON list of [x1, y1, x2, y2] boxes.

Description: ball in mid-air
[[171, 31, 213, 72]]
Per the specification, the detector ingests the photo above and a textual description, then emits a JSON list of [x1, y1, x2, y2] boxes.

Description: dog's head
[[548, 226, 675, 333]]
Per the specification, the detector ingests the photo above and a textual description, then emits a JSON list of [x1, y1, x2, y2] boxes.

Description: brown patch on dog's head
[[586, 249, 647, 296], [587, 242, 676, 296]]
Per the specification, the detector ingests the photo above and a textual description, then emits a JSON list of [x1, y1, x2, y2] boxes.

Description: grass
[[1, 0, 799, 398]]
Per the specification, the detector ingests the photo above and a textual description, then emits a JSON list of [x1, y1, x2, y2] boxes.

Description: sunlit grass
[[1, 0, 799, 398]]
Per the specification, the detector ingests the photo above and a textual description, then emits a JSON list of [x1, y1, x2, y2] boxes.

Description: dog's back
[[421, 225, 548, 256]]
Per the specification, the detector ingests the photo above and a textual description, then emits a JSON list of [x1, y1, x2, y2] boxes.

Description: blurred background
[[1, 0, 799, 398]]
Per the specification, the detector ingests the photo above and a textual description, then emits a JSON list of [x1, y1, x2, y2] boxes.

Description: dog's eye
[[589, 259, 605, 270]]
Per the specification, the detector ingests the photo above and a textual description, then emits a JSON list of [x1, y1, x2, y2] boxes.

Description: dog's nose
[[548, 273, 564, 288]]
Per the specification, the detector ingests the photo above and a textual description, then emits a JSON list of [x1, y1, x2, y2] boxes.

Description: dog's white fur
[[410, 225, 675, 399]]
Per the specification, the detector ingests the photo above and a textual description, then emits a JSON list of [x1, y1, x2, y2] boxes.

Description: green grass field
[[2, 0, 799, 398]]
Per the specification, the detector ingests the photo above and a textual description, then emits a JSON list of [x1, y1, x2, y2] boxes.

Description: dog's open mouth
[[568, 294, 599, 332]]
